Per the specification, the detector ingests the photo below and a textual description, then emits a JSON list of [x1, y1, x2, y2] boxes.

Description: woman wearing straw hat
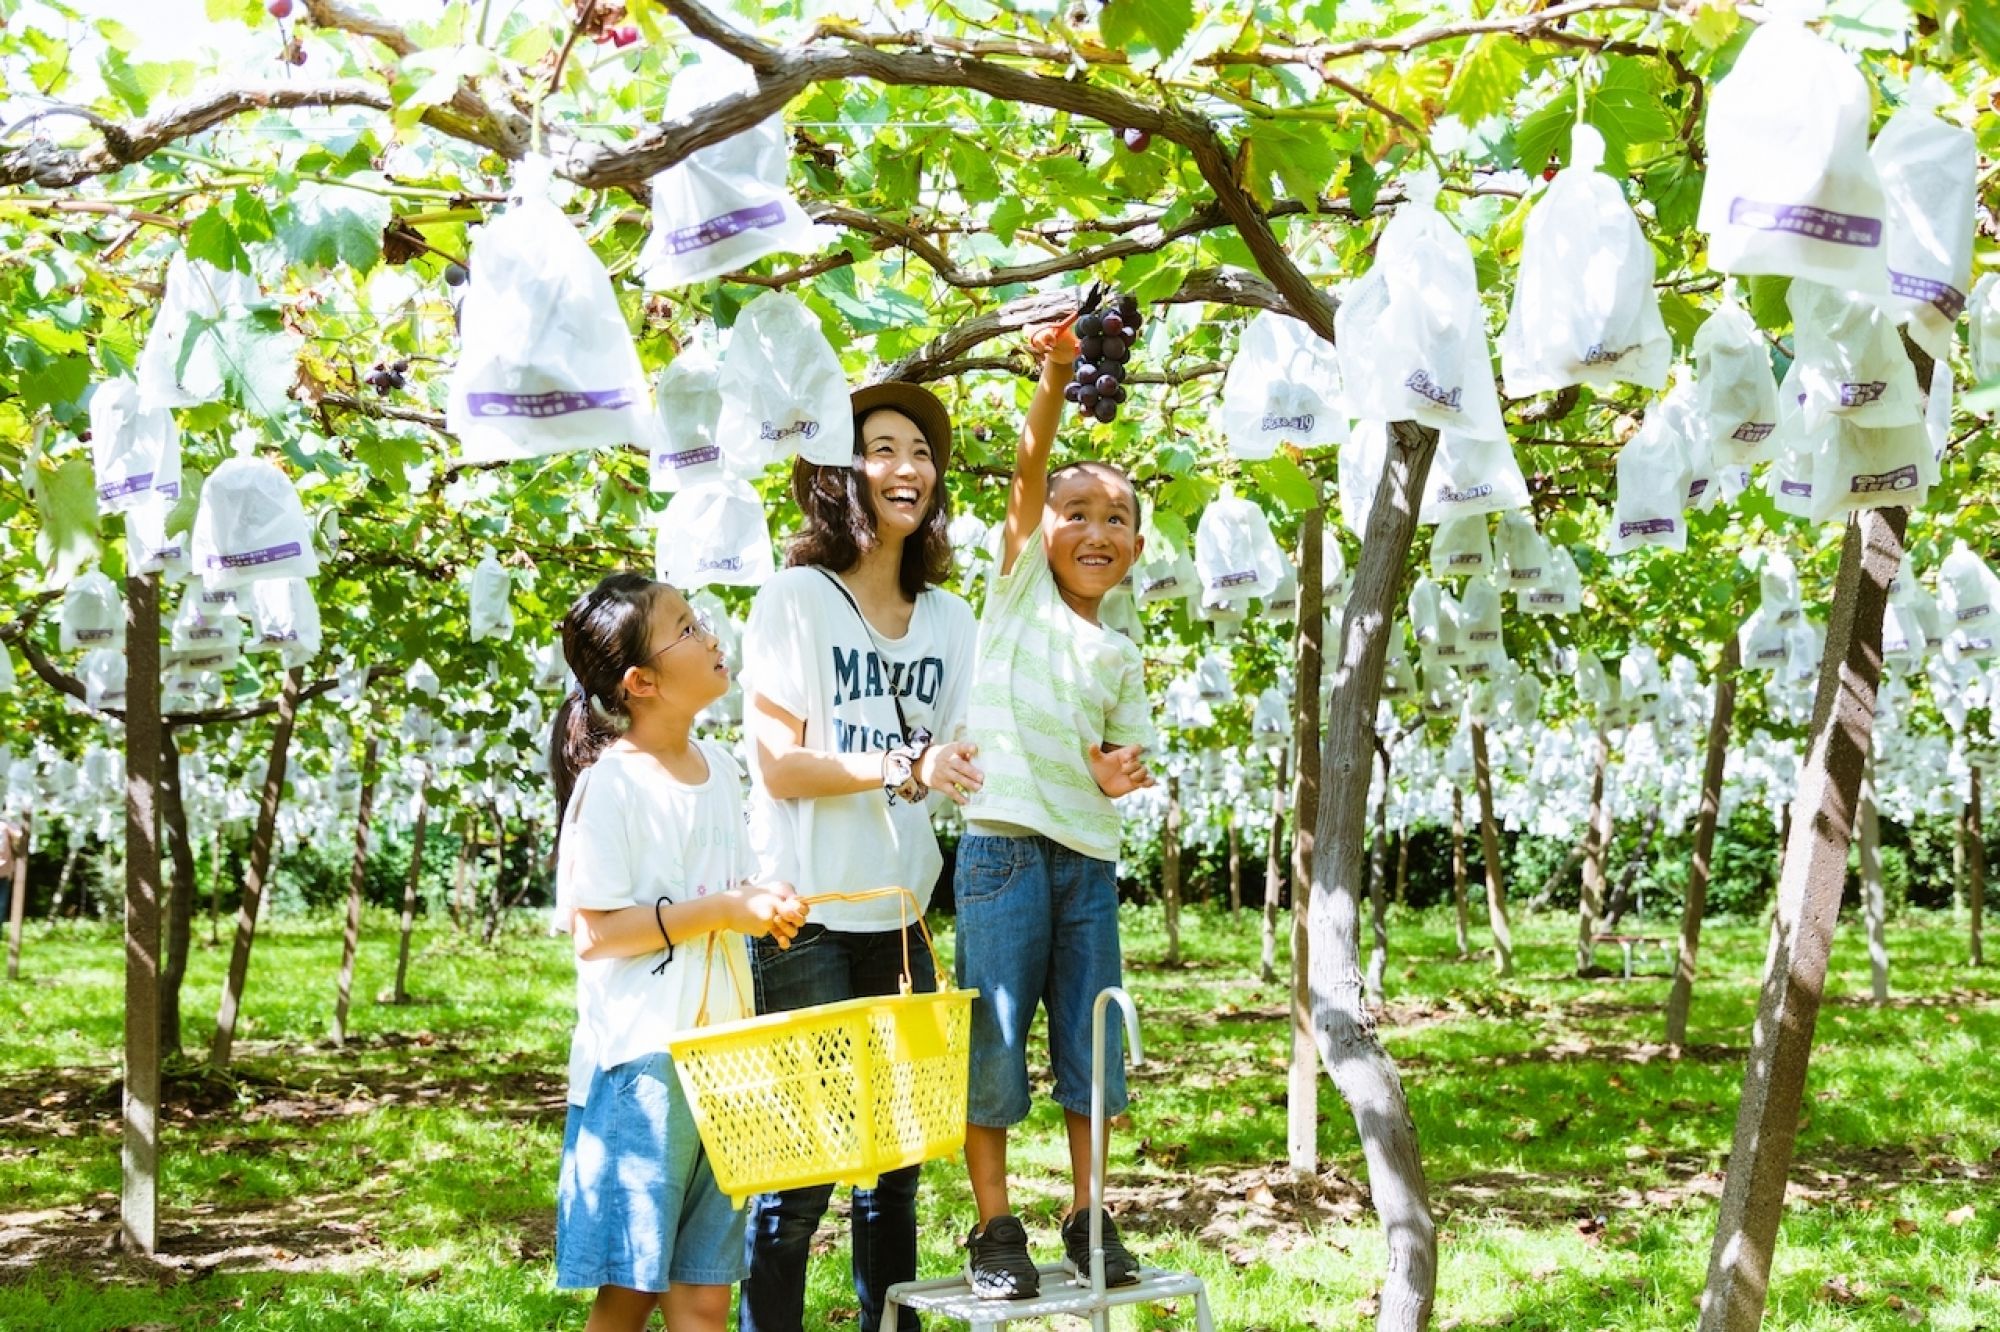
[[738, 381, 983, 1332]]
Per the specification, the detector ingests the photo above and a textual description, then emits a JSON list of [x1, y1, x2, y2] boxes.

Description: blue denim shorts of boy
[[953, 832, 1127, 1127], [555, 1050, 746, 1292]]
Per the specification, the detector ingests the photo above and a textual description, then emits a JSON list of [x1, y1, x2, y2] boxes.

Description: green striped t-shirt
[[961, 536, 1155, 862]]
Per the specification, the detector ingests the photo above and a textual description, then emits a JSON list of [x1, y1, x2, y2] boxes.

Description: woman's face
[[856, 408, 937, 543]]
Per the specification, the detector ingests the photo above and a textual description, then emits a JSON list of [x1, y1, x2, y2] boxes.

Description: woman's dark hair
[[784, 406, 953, 602], [547, 572, 666, 819]]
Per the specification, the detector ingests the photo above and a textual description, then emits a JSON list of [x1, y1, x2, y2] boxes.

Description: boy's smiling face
[[1044, 463, 1144, 607]]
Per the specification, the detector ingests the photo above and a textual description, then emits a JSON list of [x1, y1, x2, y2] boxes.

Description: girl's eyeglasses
[[646, 609, 717, 662]]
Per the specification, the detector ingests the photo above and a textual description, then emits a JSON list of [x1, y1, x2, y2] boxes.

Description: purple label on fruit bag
[[1732, 421, 1775, 443], [1850, 464, 1919, 494], [1688, 478, 1710, 500], [1839, 381, 1887, 408], [1509, 567, 1543, 583], [1404, 370, 1462, 412], [75, 629, 113, 643], [1582, 341, 1640, 366], [1448, 553, 1485, 567], [1888, 270, 1966, 320], [1956, 604, 1991, 622], [1755, 645, 1788, 662], [659, 444, 722, 471], [1261, 414, 1315, 433], [1213, 571, 1257, 589], [696, 555, 744, 574], [206, 542, 302, 571], [1727, 199, 1882, 248], [1528, 591, 1564, 605], [1468, 629, 1499, 643], [467, 388, 635, 418], [1434, 483, 1493, 504], [187, 626, 224, 642], [98, 473, 153, 502], [1619, 518, 1676, 538], [760, 420, 822, 444], [157, 481, 181, 501], [258, 631, 300, 645], [1143, 576, 1183, 596], [1781, 480, 1813, 498], [663, 202, 788, 255]]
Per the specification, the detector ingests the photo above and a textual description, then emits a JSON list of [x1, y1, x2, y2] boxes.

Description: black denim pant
[[739, 923, 938, 1332]]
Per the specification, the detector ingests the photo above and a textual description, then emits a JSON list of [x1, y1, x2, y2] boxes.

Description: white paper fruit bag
[[1692, 299, 1781, 465], [447, 156, 654, 462], [469, 550, 514, 643], [1420, 432, 1530, 526], [1696, 0, 1888, 292], [1788, 281, 1921, 431], [190, 445, 319, 589], [1194, 494, 1286, 601], [136, 252, 259, 410], [1501, 123, 1669, 395], [59, 571, 123, 651], [1335, 173, 1506, 440], [717, 292, 853, 469], [1219, 310, 1348, 461], [649, 344, 732, 492], [89, 378, 181, 514], [1871, 76, 1977, 362], [657, 479, 775, 589], [639, 47, 819, 288]]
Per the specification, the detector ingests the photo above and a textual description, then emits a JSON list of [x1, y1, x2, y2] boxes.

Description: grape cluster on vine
[[1063, 291, 1142, 425]]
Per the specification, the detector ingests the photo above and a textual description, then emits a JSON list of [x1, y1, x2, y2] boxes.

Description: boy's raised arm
[[1001, 324, 1078, 575]]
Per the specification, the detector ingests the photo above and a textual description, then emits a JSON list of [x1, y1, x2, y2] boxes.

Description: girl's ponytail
[[547, 573, 664, 823]]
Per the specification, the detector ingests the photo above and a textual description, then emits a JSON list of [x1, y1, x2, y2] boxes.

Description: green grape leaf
[[1099, 0, 1196, 62], [1248, 455, 1320, 513], [1446, 38, 1527, 127], [277, 183, 392, 273], [1824, 0, 1911, 51], [33, 456, 102, 588], [1346, 153, 1379, 217], [186, 207, 251, 274]]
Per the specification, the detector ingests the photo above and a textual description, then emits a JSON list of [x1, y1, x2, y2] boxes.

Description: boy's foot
[[966, 1214, 1040, 1300], [1061, 1208, 1141, 1287]]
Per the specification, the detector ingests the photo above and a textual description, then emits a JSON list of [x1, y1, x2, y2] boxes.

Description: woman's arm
[[748, 690, 884, 800], [573, 882, 807, 961]]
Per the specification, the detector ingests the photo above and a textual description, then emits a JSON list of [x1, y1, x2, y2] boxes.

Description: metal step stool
[[883, 987, 1215, 1332]]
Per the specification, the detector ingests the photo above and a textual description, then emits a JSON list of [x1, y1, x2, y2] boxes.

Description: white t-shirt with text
[[742, 566, 977, 932], [554, 741, 754, 1106]]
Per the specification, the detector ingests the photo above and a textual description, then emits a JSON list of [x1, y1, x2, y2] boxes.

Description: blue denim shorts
[[555, 1051, 746, 1292], [952, 833, 1126, 1127]]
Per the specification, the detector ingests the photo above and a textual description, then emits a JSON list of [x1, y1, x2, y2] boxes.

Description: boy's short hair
[[1046, 460, 1142, 522]]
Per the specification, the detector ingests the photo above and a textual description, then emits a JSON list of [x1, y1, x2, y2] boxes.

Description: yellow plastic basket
[[667, 889, 976, 1207]]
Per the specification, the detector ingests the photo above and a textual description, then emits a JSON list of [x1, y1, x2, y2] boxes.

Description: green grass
[[1, 903, 1995, 1329]]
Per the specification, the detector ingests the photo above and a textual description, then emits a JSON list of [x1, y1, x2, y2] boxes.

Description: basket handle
[[689, 886, 937, 1028], [794, 887, 938, 997]]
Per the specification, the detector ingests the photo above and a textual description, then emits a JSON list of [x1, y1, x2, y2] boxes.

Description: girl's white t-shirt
[[554, 740, 754, 1107], [742, 566, 977, 932]]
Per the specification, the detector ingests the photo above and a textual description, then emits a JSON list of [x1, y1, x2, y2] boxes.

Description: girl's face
[[856, 409, 937, 544], [622, 586, 727, 713]]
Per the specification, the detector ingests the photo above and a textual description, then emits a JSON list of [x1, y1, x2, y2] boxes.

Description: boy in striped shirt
[[953, 319, 1157, 1300]]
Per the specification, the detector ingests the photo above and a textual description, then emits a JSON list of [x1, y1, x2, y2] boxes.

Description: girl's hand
[[918, 739, 984, 806], [1085, 742, 1154, 798], [732, 883, 810, 947], [1027, 321, 1081, 368]]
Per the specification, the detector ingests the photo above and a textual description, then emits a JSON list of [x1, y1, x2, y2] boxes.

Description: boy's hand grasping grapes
[[1028, 321, 1081, 368]]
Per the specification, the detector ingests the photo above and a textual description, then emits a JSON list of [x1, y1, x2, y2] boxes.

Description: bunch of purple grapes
[[1064, 292, 1142, 424]]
